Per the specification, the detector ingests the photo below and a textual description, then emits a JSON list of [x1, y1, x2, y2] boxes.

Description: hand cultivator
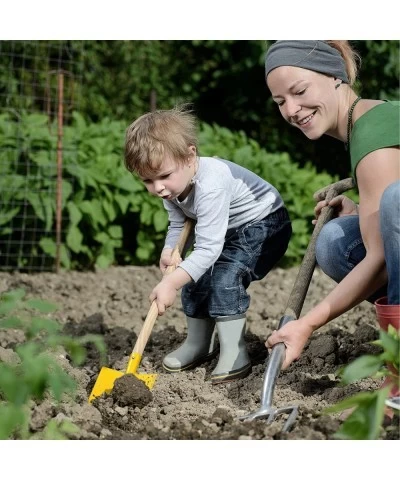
[[239, 178, 355, 432], [88, 218, 195, 403]]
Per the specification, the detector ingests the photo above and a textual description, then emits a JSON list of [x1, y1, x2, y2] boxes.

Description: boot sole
[[162, 348, 219, 373], [211, 363, 252, 385]]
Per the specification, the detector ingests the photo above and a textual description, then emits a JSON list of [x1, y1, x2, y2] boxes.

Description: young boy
[[124, 105, 292, 384]]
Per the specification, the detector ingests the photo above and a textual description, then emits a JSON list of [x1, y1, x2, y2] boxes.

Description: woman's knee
[[315, 220, 345, 272], [380, 181, 400, 231]]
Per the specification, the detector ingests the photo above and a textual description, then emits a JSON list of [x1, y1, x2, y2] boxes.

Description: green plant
[[0, 288, 106, 439], [1, 111, 344, 270], [325, 325, 399, 440]]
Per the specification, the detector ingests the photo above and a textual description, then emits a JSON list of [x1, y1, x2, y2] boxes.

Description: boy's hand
[[312, 194, 358, 225], [149, 278, 177, 316], [265, 320, 314, 369], [159, 248, 182, 273]]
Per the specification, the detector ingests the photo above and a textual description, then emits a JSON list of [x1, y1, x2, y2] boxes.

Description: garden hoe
[[88, 218, 195, 403], [239, 177, 355, 432]]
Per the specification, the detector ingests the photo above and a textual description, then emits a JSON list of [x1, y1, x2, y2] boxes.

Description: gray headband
[[265, 40, 349, 83]]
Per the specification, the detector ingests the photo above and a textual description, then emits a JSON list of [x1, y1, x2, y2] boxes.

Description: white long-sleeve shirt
[[163, 156, 284, 281]]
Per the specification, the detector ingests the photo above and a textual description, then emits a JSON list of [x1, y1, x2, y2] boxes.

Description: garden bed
[[0, 265, 398, 440]]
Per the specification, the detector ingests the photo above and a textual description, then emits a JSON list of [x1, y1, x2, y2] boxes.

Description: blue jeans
[[182, 207, 292, 318], [316, 180, 400, 304]]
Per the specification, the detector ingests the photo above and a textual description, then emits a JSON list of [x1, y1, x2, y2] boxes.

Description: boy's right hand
[[159, 248, 182, 273], [312, 194, 358, 225], [149, 278, 178, 316]]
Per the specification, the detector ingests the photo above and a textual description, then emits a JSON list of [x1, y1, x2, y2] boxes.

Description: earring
[[335, 82, 342, 89]]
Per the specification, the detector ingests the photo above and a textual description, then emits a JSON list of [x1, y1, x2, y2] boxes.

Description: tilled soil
[[0, 265, 398, 440]]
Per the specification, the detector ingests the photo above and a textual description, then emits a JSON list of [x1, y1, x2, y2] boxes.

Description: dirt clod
[[110, 374, 153, 408]]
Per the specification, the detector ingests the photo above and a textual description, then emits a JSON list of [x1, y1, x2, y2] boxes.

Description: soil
[[0, 265, 399, 440]]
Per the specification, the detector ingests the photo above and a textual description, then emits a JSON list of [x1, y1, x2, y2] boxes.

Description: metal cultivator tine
[[239, 317, 299, 432], [239, 178, 355, 433]]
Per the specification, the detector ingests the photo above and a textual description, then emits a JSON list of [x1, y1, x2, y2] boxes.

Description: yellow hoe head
[[88, 352, 157, 403]]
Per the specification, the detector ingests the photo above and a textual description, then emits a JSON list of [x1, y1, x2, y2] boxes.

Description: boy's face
[[139, 149, 197, 202]]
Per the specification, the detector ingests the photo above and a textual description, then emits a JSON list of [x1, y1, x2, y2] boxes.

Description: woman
[[264, 41, 399, 397]]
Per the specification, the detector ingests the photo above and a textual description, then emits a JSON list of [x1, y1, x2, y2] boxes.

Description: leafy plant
[[325, 325, 399, 440], [1, 111, 345, 270], [0, 288, 106, 439]]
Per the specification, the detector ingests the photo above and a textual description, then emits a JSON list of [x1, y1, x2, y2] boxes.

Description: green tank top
[[350, 100, 400, 181]]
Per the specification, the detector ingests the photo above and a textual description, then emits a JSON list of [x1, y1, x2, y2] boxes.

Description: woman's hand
[[312, 195, 358, 225], [265, 320, 314, 370]]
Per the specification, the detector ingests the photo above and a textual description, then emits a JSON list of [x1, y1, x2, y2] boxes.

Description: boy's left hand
[[149, 279, 177, 316]]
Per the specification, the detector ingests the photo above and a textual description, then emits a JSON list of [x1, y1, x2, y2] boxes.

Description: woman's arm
[[266, 147, 399, 368], [302, 148, 399, 325]]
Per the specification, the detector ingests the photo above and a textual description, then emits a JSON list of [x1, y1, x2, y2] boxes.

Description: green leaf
[[114, 194, 130, 214], [79, 199, 107, 227], [39, 419, 80, 440], [136, 246, 152, 261], [108, 225, 122, 239], [42, 196, 54, 232], [94, 232, 110, 244], [62, 341, 87, 366], [25, 317, 61, 338], [59, 244, 71, 269], [0, 289, 25, 315], [66, 225, 84, 253], [26, 191, 46, 222], [0, 316, 24, 329], [95, 254, 113, 269], [25, 299, 58, 314], [46, 364, 76, 401], [330, 388, 389, 440], [140, 202, 153, 225], [0, 405, 28, 440], [377, 328, 399, 362], [0, 362, 31, 405], [340, 355, 383, 384], [39, 237, 56, 257], [61, 180, 73, 207], [67, 201, 82, 226], [102, 199, 116, 222], [115, 175, 144, 193], [0, 206, 20, 226], [30, 150, 52, 167], [153, 209, 168, 232]]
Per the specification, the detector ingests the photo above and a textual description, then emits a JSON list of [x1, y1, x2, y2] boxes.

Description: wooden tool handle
[[132, 218, 195, 356], [284, 177, 355, 319], [313, 177, 355, 202]]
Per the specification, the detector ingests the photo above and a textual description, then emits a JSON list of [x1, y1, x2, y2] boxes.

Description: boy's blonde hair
[[124, 104, 198, 178]]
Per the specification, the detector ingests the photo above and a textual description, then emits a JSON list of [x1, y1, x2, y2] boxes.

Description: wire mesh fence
[[0, 40, 83, 272]]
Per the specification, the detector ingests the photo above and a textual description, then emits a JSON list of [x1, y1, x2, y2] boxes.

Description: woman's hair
[[265, 40, 361, 86], [125, 103, 198, 177], [326, 41, 361, 86]]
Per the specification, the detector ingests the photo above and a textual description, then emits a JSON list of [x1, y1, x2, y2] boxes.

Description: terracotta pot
[[374, 296, 400, 331], [374, 296, 400, 397]]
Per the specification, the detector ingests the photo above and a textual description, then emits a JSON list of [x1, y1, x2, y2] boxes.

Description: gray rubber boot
[[162, 316, 218, 373], [211, 314, 251, 384]]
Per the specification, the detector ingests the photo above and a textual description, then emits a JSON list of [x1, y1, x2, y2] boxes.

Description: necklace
[[345, 96, 362, 151]]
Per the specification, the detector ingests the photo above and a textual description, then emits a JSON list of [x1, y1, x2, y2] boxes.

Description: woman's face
[[266, 66, 339, 140]]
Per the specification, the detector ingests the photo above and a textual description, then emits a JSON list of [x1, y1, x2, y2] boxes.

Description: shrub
[[0, 288, 105, 439]]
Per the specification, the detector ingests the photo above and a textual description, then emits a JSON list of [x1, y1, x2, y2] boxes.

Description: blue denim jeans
[[181, 207, 292, 318], [316, 180, 400, 304]]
